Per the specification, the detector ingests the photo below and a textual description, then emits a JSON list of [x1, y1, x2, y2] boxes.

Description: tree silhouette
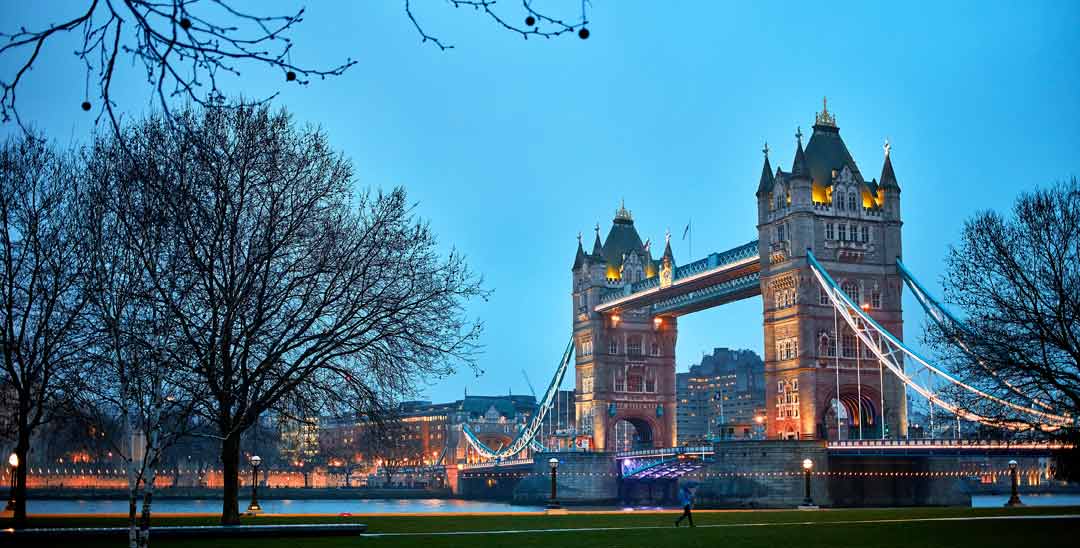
[[0, 1, 590, 134]]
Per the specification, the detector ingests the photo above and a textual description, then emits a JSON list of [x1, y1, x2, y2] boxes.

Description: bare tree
[[0, 1, 355, 133], [406, 0, 591, 51], [0, 1, 591, 134], [75, 129, 207, 547], [927, 179, 1080, 432], [113, 103, 484, 524], [0, 135, 87, 528], [358, 418, 420, 487]]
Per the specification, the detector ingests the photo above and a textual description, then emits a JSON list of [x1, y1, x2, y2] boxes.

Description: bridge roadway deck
[[594, 241, 761, 316], [458, 440, 1067, 474]]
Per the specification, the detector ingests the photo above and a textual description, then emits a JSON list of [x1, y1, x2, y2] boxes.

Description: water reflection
[[28, 498, 544, 515]]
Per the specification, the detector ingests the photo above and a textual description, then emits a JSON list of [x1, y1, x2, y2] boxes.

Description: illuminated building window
[[580, 339, 593, 356]]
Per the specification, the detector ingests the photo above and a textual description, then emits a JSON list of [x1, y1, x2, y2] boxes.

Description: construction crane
[[521, 369, 537, 398]]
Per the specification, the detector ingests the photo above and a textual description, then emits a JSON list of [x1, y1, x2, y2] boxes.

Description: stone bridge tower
[[571, 204, 677, 451], [756, 102, 907, 441]]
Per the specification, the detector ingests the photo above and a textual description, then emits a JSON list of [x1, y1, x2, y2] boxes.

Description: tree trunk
[[12, 427, 30, 528], [220, 432, 242, 525], [138, 464, 157, 548]]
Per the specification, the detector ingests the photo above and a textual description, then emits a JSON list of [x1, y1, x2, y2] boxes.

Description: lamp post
[[247, 455, 262, 514], [799, 458, 817, 508], [5, 452, 17, 511], [1005, 460, 1023, 507], [547, 457, 560, 509]]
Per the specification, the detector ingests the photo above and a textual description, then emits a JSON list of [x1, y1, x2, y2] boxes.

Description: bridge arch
[[606, 413, 659, 452], [821, 385, 882, 440]]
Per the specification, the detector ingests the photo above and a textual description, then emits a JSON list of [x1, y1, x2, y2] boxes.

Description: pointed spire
[[662, 228, 675, 264], [755, 140, 775, 196], [815, 96, 837, 128], [791, 127, 810, 179], [572, 232, 587, 270], [591, 222, 603, 255], [879, 138, 900, 191]]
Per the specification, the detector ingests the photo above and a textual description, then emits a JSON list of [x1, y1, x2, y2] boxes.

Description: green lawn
[[4, 506, 1079, 547]]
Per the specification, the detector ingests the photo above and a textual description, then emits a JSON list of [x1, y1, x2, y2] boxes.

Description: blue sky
[[2, 1, 1079, 404]]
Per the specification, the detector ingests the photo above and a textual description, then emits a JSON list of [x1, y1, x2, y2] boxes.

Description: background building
[[677, 347, 765, 444]]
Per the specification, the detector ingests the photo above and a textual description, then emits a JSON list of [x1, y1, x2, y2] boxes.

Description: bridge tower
[[571, 204, 677, 451], [756, 103, 907, 441]]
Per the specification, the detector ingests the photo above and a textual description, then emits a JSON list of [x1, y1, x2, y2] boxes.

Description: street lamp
[[247, 455, 262, 514], [5, 452, 17, 511], [1005, 460, 1023, 507], [800, 458, 816, 508], [547, 458, 560, 509]]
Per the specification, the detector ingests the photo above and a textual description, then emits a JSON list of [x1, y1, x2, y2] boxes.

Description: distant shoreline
[[13, 487, 452, 501]]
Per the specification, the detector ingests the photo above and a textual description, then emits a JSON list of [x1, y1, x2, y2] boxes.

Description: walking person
[[674, 484, 696, 527]]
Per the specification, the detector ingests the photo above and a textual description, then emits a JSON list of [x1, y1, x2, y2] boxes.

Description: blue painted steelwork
[[598, 240, 759, 305], [896, 259, 1055, 411], [618, 446, 715, 479], [461, 338, 574, 459], [652, 271, 759, 315], [807, 249, 1073, 429]]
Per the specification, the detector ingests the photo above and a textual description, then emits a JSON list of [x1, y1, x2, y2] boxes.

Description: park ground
[[3, 506, 1080, 547]]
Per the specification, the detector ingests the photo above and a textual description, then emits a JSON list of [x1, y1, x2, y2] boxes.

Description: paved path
[[362, 513, 1080, 537]]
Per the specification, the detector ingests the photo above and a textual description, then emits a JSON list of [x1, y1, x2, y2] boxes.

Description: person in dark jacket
[[675, 485, 695, 527]]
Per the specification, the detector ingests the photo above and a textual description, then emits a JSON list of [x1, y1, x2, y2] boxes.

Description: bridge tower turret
[[572, 204, 677, 451], [756, 102, 907, 441]]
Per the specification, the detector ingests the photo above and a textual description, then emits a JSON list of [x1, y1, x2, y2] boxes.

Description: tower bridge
[[450, 102, 1073, 506]]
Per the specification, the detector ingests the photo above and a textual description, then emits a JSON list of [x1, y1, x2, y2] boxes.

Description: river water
[[25, 494, 1080, 514], [27, 497, 543, 514]]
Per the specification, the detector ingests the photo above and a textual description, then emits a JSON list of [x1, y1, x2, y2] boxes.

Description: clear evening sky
[[2, 1, 1078, 405]]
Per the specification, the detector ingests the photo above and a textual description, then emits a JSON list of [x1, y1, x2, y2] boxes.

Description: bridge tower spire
[[572, 203, 677, 451], [756, 104, 907, 441]]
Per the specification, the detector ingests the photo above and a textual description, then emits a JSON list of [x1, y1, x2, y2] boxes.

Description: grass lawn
[[4, 506, 1079, 547]]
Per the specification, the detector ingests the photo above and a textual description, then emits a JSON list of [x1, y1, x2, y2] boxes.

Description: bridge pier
[[512, 452, 620, 505]]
